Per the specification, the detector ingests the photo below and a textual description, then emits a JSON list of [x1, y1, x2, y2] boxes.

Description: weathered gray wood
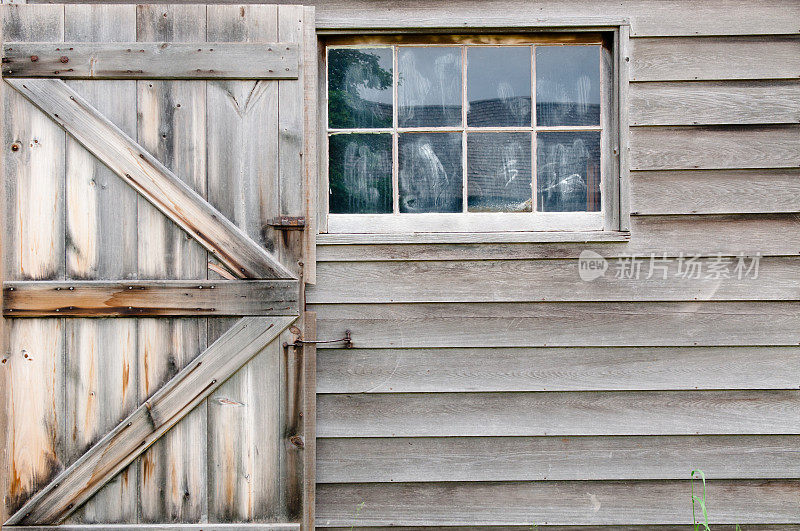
[[3, 280, 299, 317], [5, 77, 295, 280], [205, 6, 285, 522], [316, 480, 800, 526], [317, 346, 800, 393], [312, 301, 800, 348], [318, 390, 800, 437], [323, 527, 800, 531], [317, 434, 800, 482], [631, 169, 800, 215], [2, 41, 299, 79], [630, 125, 800, 171], [134, 7, 208, 520], [4, 315, 296, 526], [308, 257, 800, 303], [302, 312, 316, 531], [1, 4, 65, 524], [316, 215, 800, 261], [10, 525, 301, 531], [630, 81, 800, 126], [316, 231, 630, 245], [302, 5, 318, 284], [630, 36, 800, 81], [61, 9, 138, 522]]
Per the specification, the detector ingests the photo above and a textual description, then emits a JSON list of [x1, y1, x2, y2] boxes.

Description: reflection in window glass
[[467, 46, 531, 127], [537, 131, 601, 212], [398, 47, 462, 127], [329, 133, 393, 214], [536, 45, 601, 126], [328, 47, 393, 128], [399, 133, 463, 213], [468, 132, 532, 212]]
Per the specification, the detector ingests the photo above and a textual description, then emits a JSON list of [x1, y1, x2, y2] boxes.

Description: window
[[324, 34, 618, 234]]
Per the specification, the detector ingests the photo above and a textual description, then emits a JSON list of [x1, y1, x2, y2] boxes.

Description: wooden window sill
[[316, 230, 630, 245]]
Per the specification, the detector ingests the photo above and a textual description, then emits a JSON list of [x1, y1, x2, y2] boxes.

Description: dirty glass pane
[[329, 133, 393, 213], [467, 46, 531, 127], [328, 47, 393, 129], [537, 131, 601, 212], [536, 45, 601, 126], [398, 46, 462, 127], [399, 132, 463, 213], [467, 132, 532, 212]]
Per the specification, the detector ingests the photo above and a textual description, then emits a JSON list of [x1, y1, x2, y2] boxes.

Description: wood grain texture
[[629, 81, 800, 126], [205, 6, 286, 523], [316, 214, 800, 261], [630, 125, 800, 171], [316, 480, 800, 526], [1, 4, 65, 524], [3, 280, 299, 317], [10, 525, 300, 531], [134, 6, 209, 523], [2, 41, 299, 79], [308, 256, 800, 303], [322, 527, 800, 531], [5, 77, 294, 280], [631, 169, 800, 215], [302, 312, 316, 531], [5, 316, 296, 526], [312, 301, 800, 348], [630, 36, 800, 81], [317, 390, 800, 437], [317, 434, 800, 482], [317, 346, 800, 393]]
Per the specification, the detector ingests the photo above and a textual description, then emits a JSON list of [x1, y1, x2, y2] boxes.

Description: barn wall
[[302, 0, 800, 528]]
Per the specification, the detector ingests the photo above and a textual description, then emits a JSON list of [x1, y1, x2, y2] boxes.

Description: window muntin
[[326, 35, 611, 232]]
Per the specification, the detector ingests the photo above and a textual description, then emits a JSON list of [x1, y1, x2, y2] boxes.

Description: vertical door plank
[[135, 5, 209, 524], [62, 5, 138, 524], [1, 5, 65, 524], [206, 5, 284, 523], [301, 6, 317, 285]]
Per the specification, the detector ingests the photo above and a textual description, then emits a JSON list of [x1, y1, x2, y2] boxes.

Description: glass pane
[[328, 47, 393, 129], [537, 131, 601, 212], [398, 47, 462, 127], [329, 133, 393, 213], [467, 46, 531, 127], [399, 132, 463, 213], [536, 45, 601, 126], [467, 132, 532, 212]]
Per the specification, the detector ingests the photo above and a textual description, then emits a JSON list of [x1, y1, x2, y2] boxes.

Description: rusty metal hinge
[[266, 216, 306, 230], [284, 330, 352, 349]]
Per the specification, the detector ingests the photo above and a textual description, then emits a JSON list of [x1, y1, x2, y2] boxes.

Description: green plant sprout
[[691, 469, 742, 531]]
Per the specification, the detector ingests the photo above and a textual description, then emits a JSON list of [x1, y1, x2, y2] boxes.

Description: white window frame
[[316, 21, 631, 242]]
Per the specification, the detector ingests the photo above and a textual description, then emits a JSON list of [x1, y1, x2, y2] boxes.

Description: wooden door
[[0, 4, 317, 530]]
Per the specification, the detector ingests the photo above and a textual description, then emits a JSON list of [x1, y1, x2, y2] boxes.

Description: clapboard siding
[[630, 126, 800, 170], [317, 346, 800, 393], [630, 36, 800, 81], [308, 257, 799, 303], [317, 390, 800, 437], [312, 301, 800, 348], [629, 81, 800, 126], [324, 528, 800, 531], [316, 214, 800, 261], [631, 169, 800, 215], [316, 480, 800, 526], [317, 435, 800, 482]]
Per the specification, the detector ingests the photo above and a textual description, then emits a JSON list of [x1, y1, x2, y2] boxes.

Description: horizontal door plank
[[317, 346, 800, 393], [630, 36, 800, 81], [317, 480, 800, 526], [312, 301, 800, 348], [308, 256, 800, 303], [630, 126, 800, 171], [2, 42, 299, 79], [317, 434, 800, 482], [316, 214, 800, 261], [3, 280, 299, 317], [631, 169, 800, 215], [4, 316, 297, 526], [6, 78, 294, 280], [10, 526, 300, 531], [318, 390, 800, 437], [630, 81, 800, 126]]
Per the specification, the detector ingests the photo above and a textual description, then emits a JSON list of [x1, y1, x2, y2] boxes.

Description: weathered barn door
[[0, 4, 317, 530]]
